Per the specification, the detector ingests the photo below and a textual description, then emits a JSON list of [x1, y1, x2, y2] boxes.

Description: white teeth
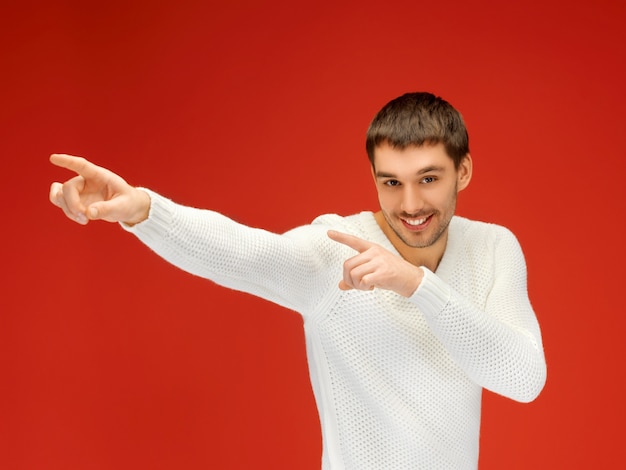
[[404, 217, 427, 226]]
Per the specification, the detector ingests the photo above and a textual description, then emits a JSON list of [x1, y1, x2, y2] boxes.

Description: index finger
[[49, 154, 102, 178], [327, 230, 374, 253]]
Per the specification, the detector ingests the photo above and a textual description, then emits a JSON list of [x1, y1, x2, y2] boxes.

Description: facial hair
[[381, 185, 458, 249]]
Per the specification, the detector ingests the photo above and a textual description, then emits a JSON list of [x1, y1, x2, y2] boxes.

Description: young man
[[49, 92, 546, 469]]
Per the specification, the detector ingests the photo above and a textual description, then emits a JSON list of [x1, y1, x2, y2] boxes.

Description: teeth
[[404, 217, 427, 226]]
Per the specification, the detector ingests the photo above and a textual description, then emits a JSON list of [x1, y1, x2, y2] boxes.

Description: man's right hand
[[49, 154, 151, 226]]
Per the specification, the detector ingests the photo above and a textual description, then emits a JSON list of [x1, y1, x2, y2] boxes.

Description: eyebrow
[[375, 165, 446, 179]]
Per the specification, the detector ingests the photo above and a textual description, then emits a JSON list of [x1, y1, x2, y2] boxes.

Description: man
[[49, 92, 546, 469]]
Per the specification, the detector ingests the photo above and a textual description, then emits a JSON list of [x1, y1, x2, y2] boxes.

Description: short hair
[[366, 92, 470, 168]]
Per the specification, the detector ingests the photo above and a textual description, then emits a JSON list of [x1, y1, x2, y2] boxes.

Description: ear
[[456, 153, 473, 192]]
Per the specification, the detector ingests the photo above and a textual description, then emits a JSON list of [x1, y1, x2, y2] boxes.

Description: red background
[[2, 0, 625, 468]]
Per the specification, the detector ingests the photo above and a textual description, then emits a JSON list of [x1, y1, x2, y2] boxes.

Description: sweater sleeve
[[409, 228, 547, 403], [122, 189, 332, 314]]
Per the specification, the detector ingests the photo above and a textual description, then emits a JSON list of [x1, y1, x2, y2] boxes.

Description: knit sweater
[[124, 190, 546, 469]]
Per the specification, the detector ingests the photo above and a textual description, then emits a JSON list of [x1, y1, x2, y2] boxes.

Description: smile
[[400, 214, 433, 230], [403, 217, 427, 226]]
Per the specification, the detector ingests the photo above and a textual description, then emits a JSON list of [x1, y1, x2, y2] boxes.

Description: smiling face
[[372, 142, 472, 265]]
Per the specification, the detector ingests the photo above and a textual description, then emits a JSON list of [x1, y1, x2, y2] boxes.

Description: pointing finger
[[49, 154, 103, 179], [327, 230, 374, 253]]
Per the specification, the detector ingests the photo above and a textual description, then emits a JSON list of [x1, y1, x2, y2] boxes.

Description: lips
[[400, 214, 432, 231]]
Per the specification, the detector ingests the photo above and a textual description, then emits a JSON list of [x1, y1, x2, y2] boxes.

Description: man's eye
[[385, 180, 400, 187], [421, 176, 436, 184]]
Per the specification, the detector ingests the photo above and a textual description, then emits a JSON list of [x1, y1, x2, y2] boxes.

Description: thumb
[[338, 280, 353, 291], [86, 200, 118, 222], [87, 189, 150, 224]]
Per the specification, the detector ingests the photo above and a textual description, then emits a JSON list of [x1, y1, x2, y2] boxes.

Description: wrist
[[400, 266, 424, 298], [124, 189, 151, 226]]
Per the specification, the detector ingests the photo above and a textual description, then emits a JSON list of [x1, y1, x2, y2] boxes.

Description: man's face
[[372, 142, 472, 249]]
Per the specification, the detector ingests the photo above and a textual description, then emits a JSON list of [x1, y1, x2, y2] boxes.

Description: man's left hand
[[327, 230, 423, 298]]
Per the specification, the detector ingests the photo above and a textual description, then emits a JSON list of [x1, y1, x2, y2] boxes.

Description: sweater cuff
[[119, 188, 175, 242], [409, 268, 452, 319]]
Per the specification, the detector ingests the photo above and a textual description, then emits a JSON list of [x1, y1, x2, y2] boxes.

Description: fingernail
[[75, 213, 87, 224]]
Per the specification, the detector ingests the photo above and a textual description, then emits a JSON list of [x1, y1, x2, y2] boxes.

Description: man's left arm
[[328, 229, 546, 403], [411, 247, 546, 403]]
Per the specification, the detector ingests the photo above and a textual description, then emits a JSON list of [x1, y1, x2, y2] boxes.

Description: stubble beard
[[381, 191, 458, 249], [381, 183, 458, 252], [382, 209, 452, 249]]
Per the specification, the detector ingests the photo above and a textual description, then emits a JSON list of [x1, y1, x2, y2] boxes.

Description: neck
[[374, 211, 448, 272]]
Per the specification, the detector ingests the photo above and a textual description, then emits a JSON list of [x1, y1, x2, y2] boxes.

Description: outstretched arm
[[49, 154, 336, 314], [49, 154, 151, 226]]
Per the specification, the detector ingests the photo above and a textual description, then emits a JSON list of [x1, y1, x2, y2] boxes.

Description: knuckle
[[370, 246, 383, 256]]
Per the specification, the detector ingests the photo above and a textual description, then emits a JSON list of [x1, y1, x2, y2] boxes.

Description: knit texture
[[124, 190, 546, 470]]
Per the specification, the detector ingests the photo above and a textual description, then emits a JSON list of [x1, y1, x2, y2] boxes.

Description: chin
[[396, 222, 448, 249]]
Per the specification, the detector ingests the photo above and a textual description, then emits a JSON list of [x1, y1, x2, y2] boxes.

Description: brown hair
[[366, 92, 470, 168]]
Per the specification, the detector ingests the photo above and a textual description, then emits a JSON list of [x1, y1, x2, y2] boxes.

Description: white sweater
[[125, 190, 546, 469]]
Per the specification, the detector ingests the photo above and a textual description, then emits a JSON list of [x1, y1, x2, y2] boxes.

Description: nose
[[401, 186, 424, 215]]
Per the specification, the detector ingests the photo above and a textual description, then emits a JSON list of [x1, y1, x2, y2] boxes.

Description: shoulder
[[313, 211, 392, 244], [283, 211, 380, 258], [452, 216, 519, 243], [287, 211, 377, 237], [311, 211, 373, 227], [450, 216, 525, 261]]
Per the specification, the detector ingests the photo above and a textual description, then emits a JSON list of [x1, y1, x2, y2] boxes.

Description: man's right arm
[[122, 188, 335, 314], [49, 154, 336, 315]]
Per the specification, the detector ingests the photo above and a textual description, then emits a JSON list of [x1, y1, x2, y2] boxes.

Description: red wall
[[2, 0, 625, 468]]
